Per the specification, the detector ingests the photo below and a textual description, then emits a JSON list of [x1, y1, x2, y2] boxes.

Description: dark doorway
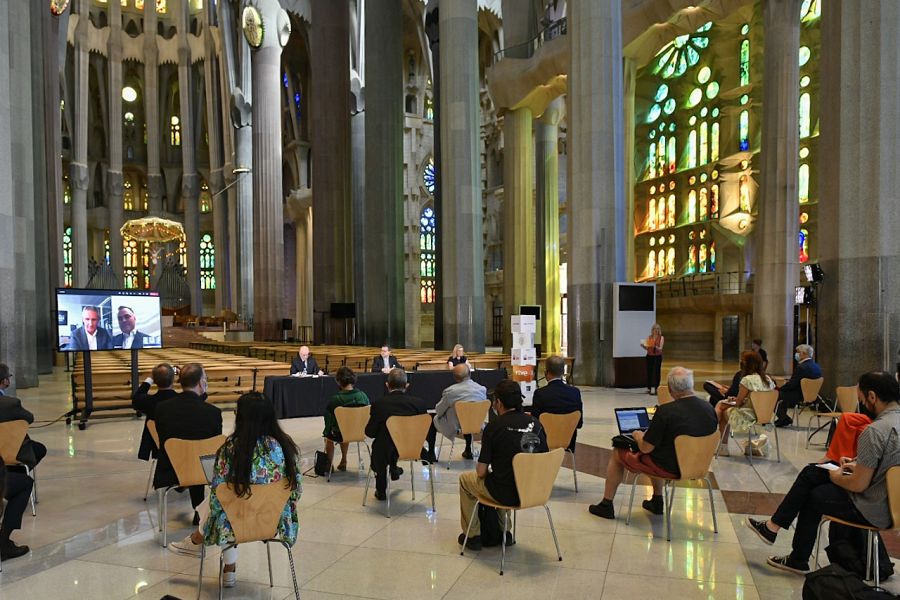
[[491, 303, 503, 347], [722, 315, 740, 361]]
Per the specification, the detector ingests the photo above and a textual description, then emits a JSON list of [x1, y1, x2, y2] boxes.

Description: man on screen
[[112, 306, 152, 349], [66, 306, 113, 351]]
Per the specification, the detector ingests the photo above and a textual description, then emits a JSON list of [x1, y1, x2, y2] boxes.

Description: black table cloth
[[264, 369, 507, 419]]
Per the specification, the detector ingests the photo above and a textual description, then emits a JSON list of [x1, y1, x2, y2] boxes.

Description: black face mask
[[859, 398, 877, 419]]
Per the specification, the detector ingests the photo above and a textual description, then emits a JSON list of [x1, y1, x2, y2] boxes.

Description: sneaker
[[390, 466, 404, 481], [168, 534, 202, 558], [420, 449, 437, 465], [222, 570, 237, 588], [642, 496, 664, 515], [588, 502, 615, 520], [461, 450, 474, 460], [747, 518, 777, 545], [0, 540, 29, 560], [767, 555, 809, 575], [774, 417, 793, 428], [374, 490, 387, 501], [457, 533, 482, 551]]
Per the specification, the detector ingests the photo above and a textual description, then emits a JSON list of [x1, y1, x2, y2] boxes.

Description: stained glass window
[[699, 121, 709, 165], [799, 164, 810, 203], [200, 181, 211, 213], [667, 136, 676, 173], [739, 110, 750, 151], [688, 190, 697, 223], [801, 0, 821, 22], [710, 184, 719, 218], [104, 231, 110, 265], [423, 158, 436, 195], [799, 93, 811, 138], [687, 130, 697, 169], [123, 178, 134, 210], [656, 249, 665, 278], [710, 122, 720, 161], [419, 207, 436, 303], [648, 199, 657, 231], [740, 39, 750, 87], [424, 95, 434, 121], [124, 238, 139, 288], [142, 241, 151, 289], [699, 187, 708, 220], [170, 115, 181, 146], [179, 240, 187, 269], [135, 0, 167, 13], [647, 250, 656, 277], [200, 233, 215, 289], [710, 242, 717, 272], [666, 247, 675, 276], [63, 226, 73, 287], [739, 175, 751, 212], [688, 245, 697, 274], [63, 177, 71, 205], [699, 244, 708, 273], [657, 197, 666, 228], [799, 228, 810, 263], [653, 22, 712, 80], [667, 194, 675, 228]]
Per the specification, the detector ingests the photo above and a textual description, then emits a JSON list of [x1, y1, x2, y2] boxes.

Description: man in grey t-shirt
[[745, 371, 900, 575]]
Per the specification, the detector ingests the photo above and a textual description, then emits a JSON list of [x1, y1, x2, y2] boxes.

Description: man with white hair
[[774, 344, 822, 427], [589, 367, 717, 520]]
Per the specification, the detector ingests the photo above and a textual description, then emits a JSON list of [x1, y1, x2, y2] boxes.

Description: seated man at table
[[589, 366, 717, 520], [372, 345, 402, 374], [747, 371, 900, 575], [132, 363, 179, 461], [290, 345, 323, 376], [423, 363, 487, 464], [458, 379, 548, 550], [528, 356, 583, 451], [365, 369, 426, 500], [154, 363, 223, 524]]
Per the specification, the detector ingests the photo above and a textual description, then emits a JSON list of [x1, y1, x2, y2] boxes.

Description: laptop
[[199, 454, 217, 484], [614, 407, 651, 438]]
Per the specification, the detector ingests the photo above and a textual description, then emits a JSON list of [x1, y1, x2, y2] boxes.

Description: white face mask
[[794, 352, 801, 362]]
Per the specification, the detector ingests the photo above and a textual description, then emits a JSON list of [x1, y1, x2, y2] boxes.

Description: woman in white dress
[[714, 350, 776, 441]]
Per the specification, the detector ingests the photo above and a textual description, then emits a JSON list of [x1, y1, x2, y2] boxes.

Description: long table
[[264, 369, 507, 419]]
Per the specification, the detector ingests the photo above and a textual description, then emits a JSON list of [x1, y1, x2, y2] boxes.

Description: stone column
[[623, 57, 637, 281], [144, 0, 162, 215], [439, 0, 485, 352], [204, 15, 227, 312], [107, 0, 124, 280], [249, 0, 289, 341], [567, 1, 627, 385], [536, 98, 563, 355], [752, 0, 801, 377], [425, 5, 445, 350], [818, 2, 900, 383], [362, 0, 404, 346], [502, 107, 535, 349], [70, 0, 90, 286], [311, 0, 353, 343]]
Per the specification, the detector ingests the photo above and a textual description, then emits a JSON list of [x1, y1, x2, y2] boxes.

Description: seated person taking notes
[[290, 345, 323, 376]]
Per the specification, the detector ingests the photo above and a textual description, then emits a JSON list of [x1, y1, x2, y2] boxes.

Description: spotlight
[[803, 263, 824, 283]]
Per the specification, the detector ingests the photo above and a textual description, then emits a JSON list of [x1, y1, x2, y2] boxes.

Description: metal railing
[[655, 271, 753, 298], [492, 17, 567, 64]]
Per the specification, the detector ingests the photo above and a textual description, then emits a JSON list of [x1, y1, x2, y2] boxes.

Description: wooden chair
[[814, 466, 900, 589], [539, 411, 582, 492], [716, 390, 781, 463], [461, 448, 565, 575], [158, 435, 227, 547], [793, 376, 825, 423], [198, 482, 299, 600], [657, 385, 673, 404], [806, 385, 859, 449], [0, 420, 36, 517], [626, 432, 720, 542], [330, 405, 372, 481], [363, 414, 435, 518], [440, 400, 490, 470], [143, 420, 160, 501]]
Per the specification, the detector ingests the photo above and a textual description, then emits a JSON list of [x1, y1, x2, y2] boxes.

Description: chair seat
[[823, 514, 881, 531], [474, 494, 520, 511]]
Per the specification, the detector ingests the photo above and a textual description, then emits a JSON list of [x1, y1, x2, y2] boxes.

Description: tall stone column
[[536, 99, 563, 355], [818, 2, 900, 384], [439, 0, 485, 352], [567, 1, 626, 385], [107, 0, 124, 280], [502, 107, 535, 349], [362, 0, 404, 346], [249, 0, 289, 341], [144, 0, 162, 215], [311, 0, 352, 343], [70, 0, 90, 286], [623, 58, 637, 281], [204, 16, 227, 312], [425, 6, 445, 350], [753, 0, 801, 376]]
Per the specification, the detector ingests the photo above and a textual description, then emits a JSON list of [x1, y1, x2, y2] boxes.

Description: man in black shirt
[[589, 367, 717, 520], [458, 379, 548, 550]]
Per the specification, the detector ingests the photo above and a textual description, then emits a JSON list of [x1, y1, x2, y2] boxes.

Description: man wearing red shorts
[[589, 366, 717, 519]]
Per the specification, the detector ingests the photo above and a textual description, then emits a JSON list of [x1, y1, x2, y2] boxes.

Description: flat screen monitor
[[618, 285, 655, 312], [56, 288, 164, 352]]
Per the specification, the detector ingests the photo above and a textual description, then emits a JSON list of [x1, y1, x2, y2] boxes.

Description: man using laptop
[[589, 366, 716, 519]]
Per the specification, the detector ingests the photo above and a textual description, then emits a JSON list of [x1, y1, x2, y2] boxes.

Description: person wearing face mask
[[153, 363, 223, 524], [774, 344, 822, 427]]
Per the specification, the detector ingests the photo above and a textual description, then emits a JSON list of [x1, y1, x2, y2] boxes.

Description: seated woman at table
[[448, 344, 468, 369], [714, 351, 775, 455], [324, 366, 371, 471]]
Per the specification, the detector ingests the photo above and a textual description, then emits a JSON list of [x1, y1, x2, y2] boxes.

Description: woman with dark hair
[[323, 366, 370, 471], [168, 392, 301, 587], [714, 351, 775, 453]]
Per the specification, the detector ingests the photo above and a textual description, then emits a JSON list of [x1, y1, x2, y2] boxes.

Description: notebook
[[614, 407, 651, 438]]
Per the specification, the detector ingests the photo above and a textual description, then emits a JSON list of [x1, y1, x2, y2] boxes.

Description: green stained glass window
[[647, 143, 656, 179], [799, 46, 811, 67], [799, 163, 810, 203], [687, 88, 703, 108], [687, 130, 697, 169], [200, 232, 215, 290], [697, 67, 711, 84], [801, 0, 821, 23], [740, 40, 750, 86], [647, 104, 662, 123], [688, 190, 697, 223], [419, 207, 436, 303], [699, 121, 709, 165], [710, 122, 720, 162], [654, 84, 669, 102], [653, 22, 712, 80], [740, 24, 750, 36], [663, 98, 676, 115], [63, 226, 73, 287], [667, 136, 676, 173], [800, 75, 810, 88], [706, 81, 719, 99], [799, 92, 811, 138]]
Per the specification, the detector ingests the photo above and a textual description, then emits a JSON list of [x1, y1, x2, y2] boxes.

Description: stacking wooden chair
[[0, 420, 36, 516], [440, 400, 490, 469], [626, 432, 720, 542], [806, 385, 859, 448], [793, 377, 825, 423], [460, 448, 565, 575], [197, 481, 299, 600], [716, 390, 781, 463], [539, 411, 581, 492], [143, 420, 160, 501], [329, 405, 372, 481]]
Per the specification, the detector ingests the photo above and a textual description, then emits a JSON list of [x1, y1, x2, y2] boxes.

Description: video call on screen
[[56, 288, 164, 352]]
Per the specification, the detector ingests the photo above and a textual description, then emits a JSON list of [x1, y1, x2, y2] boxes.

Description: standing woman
[[447, 344, 468, 369], [641, 323, 664, 395]]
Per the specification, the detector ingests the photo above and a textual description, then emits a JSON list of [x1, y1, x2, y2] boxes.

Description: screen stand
[[79, 351, 93, 430], [130, 348, 140, 394]]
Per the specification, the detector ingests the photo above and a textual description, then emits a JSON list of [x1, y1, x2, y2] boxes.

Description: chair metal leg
[[814, 518, 828, 569], [196, 543, 206, 600], [746, 429, 753, 466], [626, 471, 638, 525], [499, 509, 508, 575], [772, 423, 781, 462], [568, 449, 578, 493], [283, 541, 301, 600], [30, 467, 37, 504], [460, 500, 480, 556], [715, 426, 729, 459], [266, 542, 273, 587], [866, 530, 873, 582], [410, 460, 416, 501], [428, 464, 436, 512], [143, 459, 157, 501], [362, 466, 372, 506], [544, 505, 563, 561], [386, 473, 391, 518], [446, 437, 456, 470], [512, 510, 517, 542], [873, 532, 881, 588], [665, 481, 674, 542], [218, 546, 225, 600], [704, 477, 718, 534]]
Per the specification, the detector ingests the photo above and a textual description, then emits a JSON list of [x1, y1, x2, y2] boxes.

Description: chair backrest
[[215, 481, 293, 544], [166, 435, 228, 487], [835, 385, 859, 414], [456, 400, 491, 435], [386, 414, 433, 461], [751, 390, 780, 425], [657, 385, 673, 404], [673, 432, 720, 480], [0, 420, 28, 464], [512, 448, 564, 509], [802, 377, 825, 404], [334, 405, 371, 444], [147, 420, 160, 448], [539, 412, 581, 450]]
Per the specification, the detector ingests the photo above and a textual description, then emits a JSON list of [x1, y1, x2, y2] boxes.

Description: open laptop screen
[[615, 407, 651, 435]]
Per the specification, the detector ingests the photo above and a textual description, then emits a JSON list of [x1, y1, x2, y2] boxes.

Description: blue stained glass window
[[423, 157, 436, 195], [283, 72, 289, 88], [739, 110, 750, 151], [419, 207, 436, 303]]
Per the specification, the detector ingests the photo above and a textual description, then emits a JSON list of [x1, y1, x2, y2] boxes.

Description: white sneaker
[[168, 535, 202, 557], [223, 570, 237, 587]]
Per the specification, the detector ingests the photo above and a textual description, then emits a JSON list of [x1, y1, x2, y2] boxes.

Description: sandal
[[337, 461, 347, 471]]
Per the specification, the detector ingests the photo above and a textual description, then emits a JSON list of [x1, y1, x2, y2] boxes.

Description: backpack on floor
[[827, 521, 895, 581], [803, 565, 898, 600]]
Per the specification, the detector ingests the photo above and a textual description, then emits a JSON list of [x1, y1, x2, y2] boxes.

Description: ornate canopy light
[[120, 217, 185, 243]]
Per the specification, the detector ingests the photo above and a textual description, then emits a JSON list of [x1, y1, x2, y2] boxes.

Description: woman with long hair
[[641, 323, 664, 395], [448, 344, 468, 369], [714, 350, 776, 454], [323, 366, 370, 471], [169, 392, 302, 587]]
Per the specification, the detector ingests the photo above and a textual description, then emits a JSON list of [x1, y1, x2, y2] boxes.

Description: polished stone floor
[[1, 367, 896, 599]]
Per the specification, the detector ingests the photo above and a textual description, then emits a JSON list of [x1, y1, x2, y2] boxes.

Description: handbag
[[313, 450, 331, 476], [611, 435, 639, 453]]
